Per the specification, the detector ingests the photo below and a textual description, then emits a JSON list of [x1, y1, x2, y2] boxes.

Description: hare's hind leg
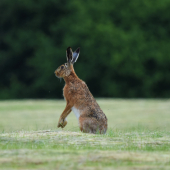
[[79, 117, 99, 134], [79, 116, 107, 134]]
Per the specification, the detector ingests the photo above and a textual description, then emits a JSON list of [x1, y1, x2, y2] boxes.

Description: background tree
[[0, 0, 170, 99]]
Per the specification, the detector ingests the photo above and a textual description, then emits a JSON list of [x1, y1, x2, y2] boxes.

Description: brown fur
[[54, 48, 107, 134]]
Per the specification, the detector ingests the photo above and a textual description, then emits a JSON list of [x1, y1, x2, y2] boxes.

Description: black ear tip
[[67, 47, 71, 50], [76, 47, 80, 53], [67, 47, 73, 53]]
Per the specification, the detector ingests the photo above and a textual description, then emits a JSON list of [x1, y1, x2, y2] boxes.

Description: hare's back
[[72, 80, 106, 119]]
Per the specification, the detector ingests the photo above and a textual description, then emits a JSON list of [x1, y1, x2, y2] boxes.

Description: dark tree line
[[0, 0, 170, 99]]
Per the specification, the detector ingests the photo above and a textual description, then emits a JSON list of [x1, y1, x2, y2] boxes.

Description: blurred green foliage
[[0, 0, 170, 99]]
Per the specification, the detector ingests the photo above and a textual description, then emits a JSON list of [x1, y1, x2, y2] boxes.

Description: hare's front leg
[[57, 103, 73, 128], [57, 110, 71, 128]]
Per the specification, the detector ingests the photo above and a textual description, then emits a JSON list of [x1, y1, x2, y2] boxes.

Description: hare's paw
[[57, 118, 67, 128]]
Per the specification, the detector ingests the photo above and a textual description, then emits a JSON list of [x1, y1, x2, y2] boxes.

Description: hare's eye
[[61, 66, 64, 69]]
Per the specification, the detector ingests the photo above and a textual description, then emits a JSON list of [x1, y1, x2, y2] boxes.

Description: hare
[[54, 47, 107, 134]]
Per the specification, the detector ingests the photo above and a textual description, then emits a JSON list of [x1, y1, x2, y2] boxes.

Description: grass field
[[0, 99, 170, 169]]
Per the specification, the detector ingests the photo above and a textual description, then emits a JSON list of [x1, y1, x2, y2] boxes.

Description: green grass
[[0, 99, 170, 169]]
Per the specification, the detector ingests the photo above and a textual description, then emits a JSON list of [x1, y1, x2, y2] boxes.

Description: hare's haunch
[[54, 47, 107, 134]]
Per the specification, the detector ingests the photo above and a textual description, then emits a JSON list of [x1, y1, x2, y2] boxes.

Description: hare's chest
[[63, 85, 76, 98], [72, 107, 81, 120]]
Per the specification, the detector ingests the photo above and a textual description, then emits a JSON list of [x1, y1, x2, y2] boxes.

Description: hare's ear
[[66, 47, 73, 64], [72, 47, 80, 64]]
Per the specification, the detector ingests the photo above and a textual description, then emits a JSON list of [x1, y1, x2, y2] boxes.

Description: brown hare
[[54, 47, 107, 134]]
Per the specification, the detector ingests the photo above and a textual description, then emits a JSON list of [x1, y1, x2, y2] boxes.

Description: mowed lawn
[[0, 99, 170, 170]]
